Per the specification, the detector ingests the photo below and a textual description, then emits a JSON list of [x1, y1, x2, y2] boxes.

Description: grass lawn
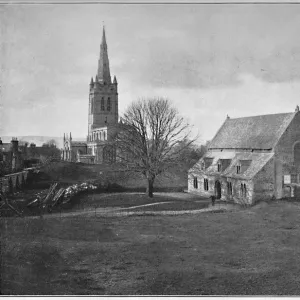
[[62, 192, 210, 212], [2, 200, 300, 295]]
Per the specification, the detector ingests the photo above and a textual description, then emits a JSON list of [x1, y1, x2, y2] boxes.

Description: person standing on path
[[210, 195, 216, 206]]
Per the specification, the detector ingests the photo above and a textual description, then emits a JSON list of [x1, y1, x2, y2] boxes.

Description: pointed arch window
[[193, 177, 198, 189], [227, 182, 233, 195], [101, 97, 105, 111], [240, 183, 247, 197], [107, 97, 111, 111], [204, 178, 209, 191]]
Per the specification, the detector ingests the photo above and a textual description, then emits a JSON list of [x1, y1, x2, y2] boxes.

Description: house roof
[[222, 152, 274, 179], [193, 151, 274, 180], [208, 112, 296, 150]]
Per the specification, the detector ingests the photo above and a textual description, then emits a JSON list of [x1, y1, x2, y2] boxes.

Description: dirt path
[[23, 202, 238, 219], [4, 192, 237, 220]]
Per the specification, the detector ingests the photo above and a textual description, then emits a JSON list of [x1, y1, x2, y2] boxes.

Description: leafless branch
[[112, 97, 198, 197]]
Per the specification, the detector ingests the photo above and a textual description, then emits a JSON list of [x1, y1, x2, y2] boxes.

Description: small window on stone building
[[201, 161, 205, 171], [217, 162, 221, 172], [236, 165, 241, 174], [241, 183, 247, 197], [100, 132, 102, 140], [227, 182, 233, 195], [104, 132, 106, 140], [204, 178, 209, 191], [107, 97, 111, 111], [101, 98, 105, 111], [193, 177, 198, 189]]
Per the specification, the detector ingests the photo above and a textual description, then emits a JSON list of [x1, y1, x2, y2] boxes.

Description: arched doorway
[[215, 180, 222, 199]]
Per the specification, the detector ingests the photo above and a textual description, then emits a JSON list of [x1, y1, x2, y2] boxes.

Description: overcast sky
[[1, 3, 300, 143]]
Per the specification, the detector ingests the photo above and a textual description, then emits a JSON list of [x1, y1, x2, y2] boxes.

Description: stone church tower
[[85, 26, 118, 163], [62, 26, 119, 164], [88, 27, 118, 135]]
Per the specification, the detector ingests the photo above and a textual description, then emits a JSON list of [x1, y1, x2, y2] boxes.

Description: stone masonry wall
[[252, 157, 275, 203], [89, 83, 118, 133], [188, 170, 254, 205], [275, 112, 300, 166], [0, 170, 29, 194]]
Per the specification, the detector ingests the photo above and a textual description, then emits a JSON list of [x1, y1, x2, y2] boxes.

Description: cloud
[[2, 4, 300, 139], [122, 73, 300, 143]]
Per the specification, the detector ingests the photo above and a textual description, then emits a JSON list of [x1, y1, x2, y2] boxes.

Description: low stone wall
[[0, 170, 29, 194]]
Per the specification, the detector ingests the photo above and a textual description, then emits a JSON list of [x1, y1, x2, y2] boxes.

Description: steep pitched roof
[[192, 151, 274, 180], [208, 112, 296, 150], [222, 152, 274, 179]]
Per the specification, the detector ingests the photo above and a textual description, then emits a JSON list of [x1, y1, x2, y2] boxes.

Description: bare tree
[[114, 97, 197, 198]]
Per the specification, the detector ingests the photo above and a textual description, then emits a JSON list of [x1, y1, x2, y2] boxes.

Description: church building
[[188, 106, 300, 205], [62, 27, 118, 164]]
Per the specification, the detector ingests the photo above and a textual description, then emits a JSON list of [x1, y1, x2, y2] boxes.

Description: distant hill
[[1, 136, 86, 149]]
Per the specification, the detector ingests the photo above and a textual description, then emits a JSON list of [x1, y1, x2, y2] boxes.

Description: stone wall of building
[[88, 82, 118, 134], [252, 157, 275, 203], [275, 112, 300, 166], [188, 169, 254, 205], [188, 171, 212, 197]]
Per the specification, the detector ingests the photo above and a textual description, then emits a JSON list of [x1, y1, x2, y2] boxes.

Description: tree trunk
[[146, 177, 154, 198]]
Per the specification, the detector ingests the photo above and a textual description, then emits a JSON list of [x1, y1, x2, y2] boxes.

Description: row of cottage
[[188, 106, 300, 205]]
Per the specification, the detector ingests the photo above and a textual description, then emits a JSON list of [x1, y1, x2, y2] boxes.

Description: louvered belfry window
[[107, 97, 111, 111]]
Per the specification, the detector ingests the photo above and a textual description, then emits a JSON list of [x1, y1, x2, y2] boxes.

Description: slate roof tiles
[[208, 112, 296, 150]]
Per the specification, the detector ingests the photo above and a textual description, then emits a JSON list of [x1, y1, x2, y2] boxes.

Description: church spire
[[97, 26, 111, 84], [102, 26, 107, 45]]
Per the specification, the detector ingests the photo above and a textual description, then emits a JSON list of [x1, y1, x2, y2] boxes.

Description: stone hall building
[[188, 106, 300, 205], [62, 27, 118, 164]]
